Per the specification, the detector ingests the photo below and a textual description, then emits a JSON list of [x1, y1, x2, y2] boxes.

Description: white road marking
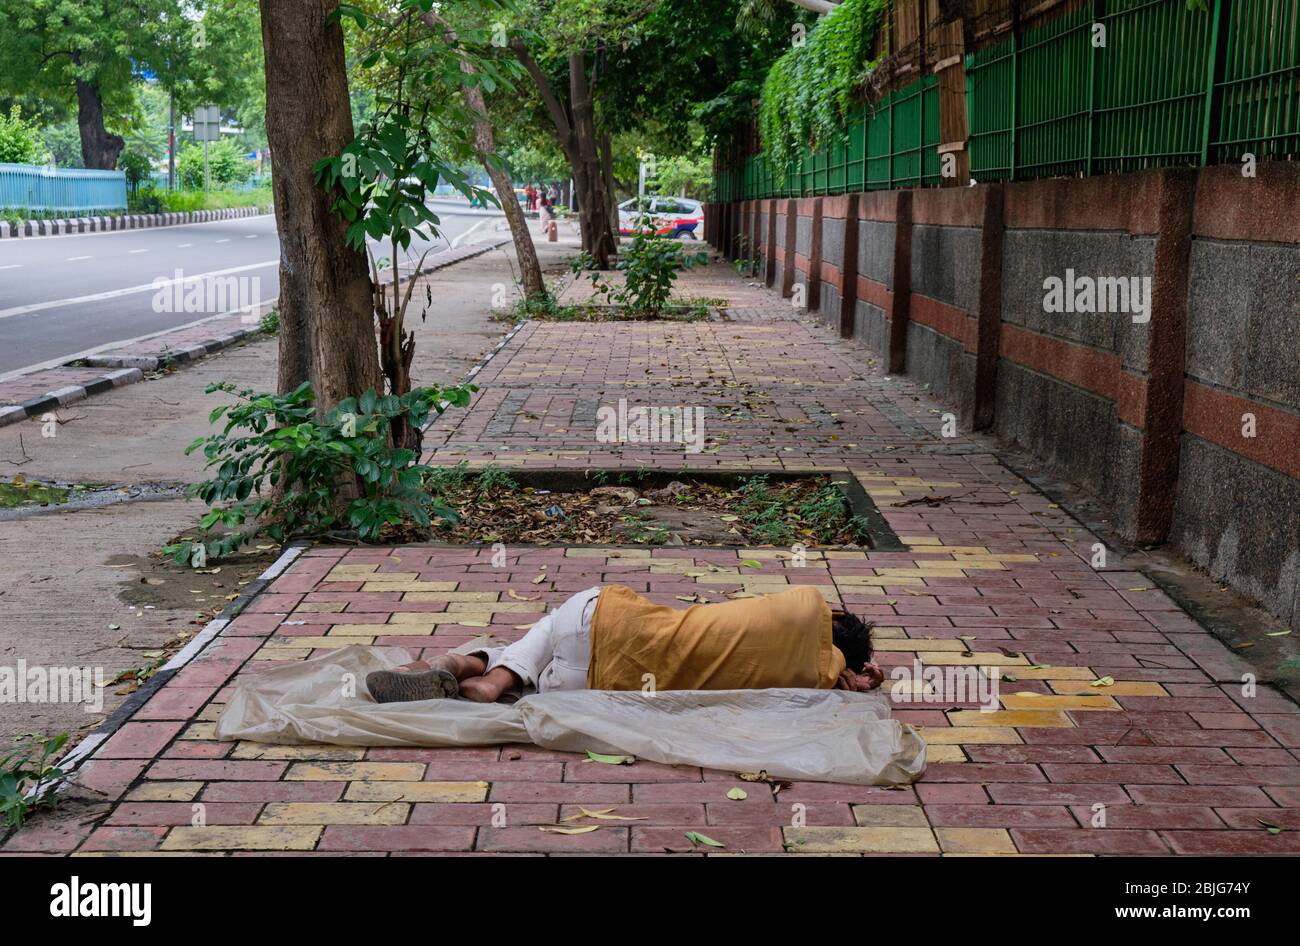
[[177, 243, 192, 248], [0, 264, 22, 270], [128, 248, 149, 254], [67, 255, 93, 261], [215, 239, 230, 243], [244, 234, 258, 239], [0, 259, 280, 321], [451, 217, 496, 248]]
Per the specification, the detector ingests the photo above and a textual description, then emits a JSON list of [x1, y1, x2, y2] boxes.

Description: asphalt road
[[0, 199, 503, 377]]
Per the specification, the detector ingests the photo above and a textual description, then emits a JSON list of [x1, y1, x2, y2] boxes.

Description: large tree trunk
[[568, 55, 616, 268], [259, 0, 381, 411], [598, 132, 618, 233], [74, 77, 124, 170]]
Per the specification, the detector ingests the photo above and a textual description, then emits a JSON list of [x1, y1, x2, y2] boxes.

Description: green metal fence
[[715, 74, 941, 201], [717, 0, 1300, 200]]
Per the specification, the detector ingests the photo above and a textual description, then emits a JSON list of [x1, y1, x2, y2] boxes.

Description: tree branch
[[509, 36, 573, 145]]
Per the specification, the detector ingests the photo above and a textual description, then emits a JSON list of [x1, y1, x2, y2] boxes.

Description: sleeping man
[[366, 584, 885, 705]]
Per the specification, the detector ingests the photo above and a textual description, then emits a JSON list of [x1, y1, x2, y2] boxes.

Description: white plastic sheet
[[216, 645, 926, 785]]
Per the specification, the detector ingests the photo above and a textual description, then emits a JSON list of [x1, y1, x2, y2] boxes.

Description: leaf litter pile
[[424, 465, 871, 548]]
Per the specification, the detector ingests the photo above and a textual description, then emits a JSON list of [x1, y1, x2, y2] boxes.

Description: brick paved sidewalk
[[6, 257, 1299, 857]]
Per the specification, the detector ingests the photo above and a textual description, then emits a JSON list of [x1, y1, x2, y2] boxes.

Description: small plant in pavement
[[1, 733, 69, 829], [581, 218, 709, 317], [165, 380, 474, 564]]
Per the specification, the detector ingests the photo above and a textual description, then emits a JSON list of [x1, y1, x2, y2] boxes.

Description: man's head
[[831, 609, 873, 670], [831, 609, 883, 691]]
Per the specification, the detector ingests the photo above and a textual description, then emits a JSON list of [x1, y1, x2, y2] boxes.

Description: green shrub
[[129, 185, 164, 214], [158, 183, 271, 213], [118, 148, 154, 193], [176, 137, 254, 190], [166, 381, 475, 564], [0, 105, 49, 165], [585, 223, 708, 317]]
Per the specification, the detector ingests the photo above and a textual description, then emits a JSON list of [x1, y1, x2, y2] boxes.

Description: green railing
[[715, 74, 940, 201], [717, 0, 1300, 200]]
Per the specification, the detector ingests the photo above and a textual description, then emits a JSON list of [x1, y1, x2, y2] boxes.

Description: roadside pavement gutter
[[0, 235, 514, 429]]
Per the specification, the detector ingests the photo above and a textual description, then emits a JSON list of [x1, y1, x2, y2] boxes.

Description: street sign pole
[[168, 92, 175, 192], [192, 105, 220, 194]]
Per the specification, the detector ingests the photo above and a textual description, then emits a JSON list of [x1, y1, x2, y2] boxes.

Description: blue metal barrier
[[0, 163, 128, 213]]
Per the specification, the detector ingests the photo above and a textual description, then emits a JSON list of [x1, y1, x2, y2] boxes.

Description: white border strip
[[256, 543, 305, 582]]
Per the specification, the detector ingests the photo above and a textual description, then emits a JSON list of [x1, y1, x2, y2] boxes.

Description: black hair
[[831, 610, 874, 673]]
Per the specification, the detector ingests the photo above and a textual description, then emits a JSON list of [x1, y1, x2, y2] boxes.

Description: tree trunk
[[510, 39, 615, 268], [457, 68, 545, 299], [421, 12, 545, 299], [598, 132, 618, 234], [74, 77, 124, 170], [258, 0, 381, 411], [568, 54, 616, 268], [376, 239, 418, 450], [481, 154, 546, 298]]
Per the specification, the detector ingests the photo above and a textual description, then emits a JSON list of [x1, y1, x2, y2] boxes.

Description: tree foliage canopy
[[757, 0, 888, 176]]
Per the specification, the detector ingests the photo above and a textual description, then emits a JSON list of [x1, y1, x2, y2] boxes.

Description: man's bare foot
[[458, 667, 518, 703]]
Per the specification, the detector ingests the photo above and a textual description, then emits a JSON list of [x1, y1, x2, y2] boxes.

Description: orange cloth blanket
[[586, 584, 845, 691]]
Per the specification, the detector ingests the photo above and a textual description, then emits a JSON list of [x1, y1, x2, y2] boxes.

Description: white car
[[617, 196, 703, 239]]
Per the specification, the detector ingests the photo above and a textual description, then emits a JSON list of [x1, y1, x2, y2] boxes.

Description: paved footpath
[[5, 256, 1299, 856]]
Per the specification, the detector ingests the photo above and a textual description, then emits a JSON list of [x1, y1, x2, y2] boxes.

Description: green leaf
[[585, 751, 635, 765], [684, 831, 725, 848]]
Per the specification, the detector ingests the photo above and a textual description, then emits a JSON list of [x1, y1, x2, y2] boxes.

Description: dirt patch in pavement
[[420, 467, 880, 548], [112, 546, 279, 613]]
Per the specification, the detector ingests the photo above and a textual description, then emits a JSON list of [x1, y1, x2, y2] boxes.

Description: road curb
[[0, 235, 514, 428], [0, 368, 143, 426], [80, 323, 268, 372], [0, 206, 271, 239]]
